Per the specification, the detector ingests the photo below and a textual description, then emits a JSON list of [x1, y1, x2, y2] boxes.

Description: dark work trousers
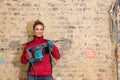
[[27, 74, 53, 80]]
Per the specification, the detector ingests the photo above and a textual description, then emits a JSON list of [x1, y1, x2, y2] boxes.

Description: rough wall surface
[[0, 0, 117, 80]]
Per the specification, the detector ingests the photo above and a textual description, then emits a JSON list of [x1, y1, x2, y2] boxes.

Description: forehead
[[35, 24, 44, 29]]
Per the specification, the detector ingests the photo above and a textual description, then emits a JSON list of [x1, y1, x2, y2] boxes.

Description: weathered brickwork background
[[0, 0, 118, 80]]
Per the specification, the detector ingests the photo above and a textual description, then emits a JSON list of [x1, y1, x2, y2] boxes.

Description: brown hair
[[33, 20, 44, 30]]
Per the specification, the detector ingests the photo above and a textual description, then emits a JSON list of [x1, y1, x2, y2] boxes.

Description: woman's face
[[34, 24, 44, 37]]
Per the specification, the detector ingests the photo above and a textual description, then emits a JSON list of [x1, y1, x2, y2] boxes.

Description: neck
[[33, 35, 45, 43], [35, 35, 43, 38]]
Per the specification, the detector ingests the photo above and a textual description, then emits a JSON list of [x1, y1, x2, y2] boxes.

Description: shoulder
[[45, 39, 53, 45], [23, 40, 34, 47]]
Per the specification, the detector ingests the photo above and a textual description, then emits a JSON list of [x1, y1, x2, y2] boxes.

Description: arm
[[51, 44, 60, 59], [20, 44, 29, 64]]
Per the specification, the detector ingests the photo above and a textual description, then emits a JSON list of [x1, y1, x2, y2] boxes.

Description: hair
[[33, 20, 44, 30]]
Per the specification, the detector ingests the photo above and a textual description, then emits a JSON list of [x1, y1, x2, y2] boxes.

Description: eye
[[40, 28, 44, 30], [34, 25, 44, 31], [35, 28, 39, 30]]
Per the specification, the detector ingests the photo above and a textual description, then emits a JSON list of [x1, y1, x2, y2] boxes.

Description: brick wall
[[0, 0, 117, 80]]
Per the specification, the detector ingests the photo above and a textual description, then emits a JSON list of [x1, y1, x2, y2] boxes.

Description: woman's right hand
[[25, 53, 32, 59]]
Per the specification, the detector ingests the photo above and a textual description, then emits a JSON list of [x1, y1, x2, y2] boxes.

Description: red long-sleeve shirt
[[21, 36, 60, 76]]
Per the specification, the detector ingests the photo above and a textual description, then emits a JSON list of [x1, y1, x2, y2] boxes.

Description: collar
[[33, 35, 45, 43]]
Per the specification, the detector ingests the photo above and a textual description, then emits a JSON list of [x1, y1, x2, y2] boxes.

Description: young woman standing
[[21, 20, 60, 80]]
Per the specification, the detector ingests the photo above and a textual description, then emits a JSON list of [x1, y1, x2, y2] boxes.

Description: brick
[[0, 0, 118, 80]]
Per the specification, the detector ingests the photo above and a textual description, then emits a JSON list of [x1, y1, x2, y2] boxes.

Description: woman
[[21, 20, 60, 80]]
